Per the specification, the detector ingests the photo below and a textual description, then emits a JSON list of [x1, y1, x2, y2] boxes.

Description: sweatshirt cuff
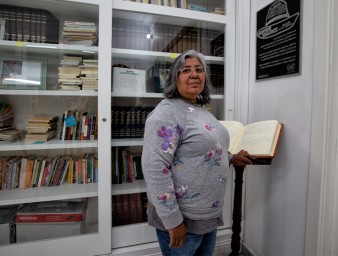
[[161, 210, 184, 230], [228, 153, 233, 164]]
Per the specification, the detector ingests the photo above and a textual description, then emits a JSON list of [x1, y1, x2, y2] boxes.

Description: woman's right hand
[[169, 222, 186, 248]]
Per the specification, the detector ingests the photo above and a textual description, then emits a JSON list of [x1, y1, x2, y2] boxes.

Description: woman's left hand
[[230, 150, 255, 167]]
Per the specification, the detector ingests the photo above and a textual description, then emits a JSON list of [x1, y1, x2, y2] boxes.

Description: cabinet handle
[[102, 118, 107, 122]]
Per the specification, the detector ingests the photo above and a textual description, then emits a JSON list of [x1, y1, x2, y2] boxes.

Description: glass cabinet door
[[0, 0, 111, 255], [111, 0, 231, 249]]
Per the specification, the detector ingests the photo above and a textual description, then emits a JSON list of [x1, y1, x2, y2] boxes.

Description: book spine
[[1, 5, 10, 40], [15, 7, 23, 41], [30, 8, 37, 42], [121, 194, 130, 225], [22, 7, 31, 42], [35, 9, 41, 43], [9, 6, 16, 41], [16, 213, 83, 223], [40, 9, 47, 43]]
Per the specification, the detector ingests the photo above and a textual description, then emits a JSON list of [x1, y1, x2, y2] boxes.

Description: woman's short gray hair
[[163, 50, 213, 105]]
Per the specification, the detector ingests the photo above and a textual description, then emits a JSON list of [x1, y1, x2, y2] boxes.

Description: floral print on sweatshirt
[[157, 124, 184, 155], [204, 122, 214, 131], [204, 142, 223, 167], [157, 183, 200, 209]]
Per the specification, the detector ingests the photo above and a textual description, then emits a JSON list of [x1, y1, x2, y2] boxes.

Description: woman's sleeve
[[141, 110, 184, 230]]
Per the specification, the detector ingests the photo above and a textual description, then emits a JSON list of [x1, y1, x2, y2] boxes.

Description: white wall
[[241, 0, 315, 255]]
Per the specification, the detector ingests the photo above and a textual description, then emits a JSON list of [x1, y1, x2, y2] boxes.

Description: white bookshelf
[[0, 0, 112, 256], [0, 0, 234, 255]]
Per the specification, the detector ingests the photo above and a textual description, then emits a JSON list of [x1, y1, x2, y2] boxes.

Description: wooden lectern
[[229, 158, 273, 256]]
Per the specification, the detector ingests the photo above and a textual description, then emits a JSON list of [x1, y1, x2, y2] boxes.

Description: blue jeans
[[156, 229, 217, 256]]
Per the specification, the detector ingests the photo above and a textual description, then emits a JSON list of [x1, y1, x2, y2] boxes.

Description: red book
[[16, 200, 87, 223]]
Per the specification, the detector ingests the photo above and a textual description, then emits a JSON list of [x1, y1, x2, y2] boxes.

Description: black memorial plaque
[[256, 0, 301, 80]]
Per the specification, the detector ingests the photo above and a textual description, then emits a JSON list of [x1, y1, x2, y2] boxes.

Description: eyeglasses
[[179, 66, 205, 76]]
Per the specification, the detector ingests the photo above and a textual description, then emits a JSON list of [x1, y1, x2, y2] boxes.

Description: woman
[[141, 50, 253, 255]]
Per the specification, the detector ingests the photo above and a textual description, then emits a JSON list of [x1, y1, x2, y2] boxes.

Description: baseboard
[[241, 244, 254, 256], [109, 228, 232, 256]]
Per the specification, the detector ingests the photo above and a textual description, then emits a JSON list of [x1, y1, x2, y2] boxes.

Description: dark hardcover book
[[30, 8, 37, 42], [16, 200, 87, 223], [0, 5, 11, 40], [133, 155, 143, 180], [9, 5, 16, 41], [35, 9, 42, 43], [135, 106, 142, 138], [22, 7, 30, 41], [125, 107, 131, 138], [140, 107, 147, 138], [15, 6, 23, 41], [119, 106, 126, 138], [121, 194, 130, 225], [117, 147, 124, 184], [113, 194, 123, 226], [40, 9, 47, 43], [130, 107, 136, 138], [112, 195, 118, 226], [89, 113, 96, 140], [136, 193, 145, 223], [112, 106, 120, 138], [129, 193, 137, 224]]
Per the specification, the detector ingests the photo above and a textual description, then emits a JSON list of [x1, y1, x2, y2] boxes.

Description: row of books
[[0, 154, 98, 191], [111, 106, 154, 138], [0, 200, 87, 243], [124, 1, 225, 15], [16, 200, 87, 223], [124, 0, 186, 8], [112, 148, 143, 184], [111, 18, 224, 56], [112, 192, 147, 226], [0, 4, 59, 43], [60, 110, 97, 141]]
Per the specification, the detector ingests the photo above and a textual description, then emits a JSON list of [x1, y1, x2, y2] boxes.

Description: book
[[15, 200, 87, 223], [24, 156, 36, 189], [220, 120, 282, 158]]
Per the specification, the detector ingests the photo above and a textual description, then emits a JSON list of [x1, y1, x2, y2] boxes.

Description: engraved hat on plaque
[[257, 0, 299, 39]]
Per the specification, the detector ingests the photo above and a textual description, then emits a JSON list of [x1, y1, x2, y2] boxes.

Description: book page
[[235, 120, 279, 156], [219, 121, 245, 153]]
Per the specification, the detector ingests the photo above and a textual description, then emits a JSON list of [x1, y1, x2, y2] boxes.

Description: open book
[[220, 120, 282, 158]]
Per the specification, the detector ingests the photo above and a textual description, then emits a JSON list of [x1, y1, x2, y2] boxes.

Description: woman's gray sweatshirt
[[142, 98, 231, 231]]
